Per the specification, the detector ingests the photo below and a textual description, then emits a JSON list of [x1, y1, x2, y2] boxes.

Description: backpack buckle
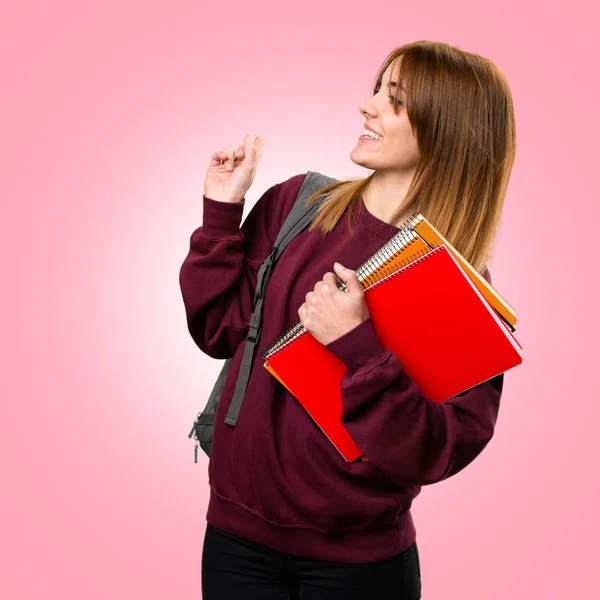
[[247, 326, 261, 344]]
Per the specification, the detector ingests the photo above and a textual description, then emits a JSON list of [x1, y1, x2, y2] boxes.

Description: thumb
[[334, 263, 362, 294]]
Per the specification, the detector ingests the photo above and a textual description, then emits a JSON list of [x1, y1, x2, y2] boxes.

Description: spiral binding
[[365, 244, 443, 293], [261, 212, 433, 361]]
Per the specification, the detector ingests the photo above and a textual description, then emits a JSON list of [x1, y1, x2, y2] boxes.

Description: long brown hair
[[305, 40, 517, 274]]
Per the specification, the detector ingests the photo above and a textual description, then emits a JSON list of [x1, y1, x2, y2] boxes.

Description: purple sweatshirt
[[179, 172, 503, 563]]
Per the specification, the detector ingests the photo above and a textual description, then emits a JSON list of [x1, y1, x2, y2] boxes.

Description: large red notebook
[[262, 244, 523, 462]]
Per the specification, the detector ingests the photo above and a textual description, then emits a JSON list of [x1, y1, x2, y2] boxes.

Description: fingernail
[[227, 163, 234, 170]]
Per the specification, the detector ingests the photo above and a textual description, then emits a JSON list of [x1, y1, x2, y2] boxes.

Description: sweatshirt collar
[[356, 195, 402, 240]]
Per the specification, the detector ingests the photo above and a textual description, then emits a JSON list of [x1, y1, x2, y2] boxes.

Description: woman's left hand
[[298, 262, 370, 346]]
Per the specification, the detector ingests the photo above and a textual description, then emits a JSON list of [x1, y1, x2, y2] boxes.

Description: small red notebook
[[262, 245, 523, 462]]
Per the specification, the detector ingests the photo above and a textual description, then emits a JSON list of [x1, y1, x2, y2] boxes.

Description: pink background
[[2, 1, 598, 598]]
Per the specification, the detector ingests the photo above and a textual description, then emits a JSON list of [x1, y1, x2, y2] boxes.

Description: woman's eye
[[388, 95, 404, 105]]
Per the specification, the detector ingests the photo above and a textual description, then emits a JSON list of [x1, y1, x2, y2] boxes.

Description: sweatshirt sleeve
[[178, 180, 289, 359], [323, 266, 503, 487], [179, 173, 306, 359]]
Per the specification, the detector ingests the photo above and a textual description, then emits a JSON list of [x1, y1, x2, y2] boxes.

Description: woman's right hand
[[204, 132, 264, 203]]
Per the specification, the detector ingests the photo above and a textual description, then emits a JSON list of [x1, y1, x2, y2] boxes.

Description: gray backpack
[[188, 171, 338, 462]]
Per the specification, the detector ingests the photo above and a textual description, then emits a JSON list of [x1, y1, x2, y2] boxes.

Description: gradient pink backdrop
[[2, 1, 598, 598]]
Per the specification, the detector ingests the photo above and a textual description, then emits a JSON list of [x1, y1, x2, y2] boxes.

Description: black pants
[[202, 523, 422, 599]]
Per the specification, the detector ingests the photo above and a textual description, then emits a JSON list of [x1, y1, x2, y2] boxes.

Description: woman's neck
[[363, 171, 415, 227]]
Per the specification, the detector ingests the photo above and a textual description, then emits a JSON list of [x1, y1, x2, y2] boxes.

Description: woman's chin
[[349, 147, 377, 169]]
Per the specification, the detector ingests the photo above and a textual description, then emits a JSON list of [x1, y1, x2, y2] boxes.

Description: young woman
[[179, 40, 516, 600]]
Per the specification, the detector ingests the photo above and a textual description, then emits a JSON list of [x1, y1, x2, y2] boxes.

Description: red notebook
[[262, 245, 523, 462]]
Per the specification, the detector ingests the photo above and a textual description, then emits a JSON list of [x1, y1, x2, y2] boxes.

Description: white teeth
[[361, 128, 382, 140]]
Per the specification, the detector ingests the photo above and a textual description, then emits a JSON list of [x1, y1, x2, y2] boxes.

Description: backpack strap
[[225, 171, 338, 426]]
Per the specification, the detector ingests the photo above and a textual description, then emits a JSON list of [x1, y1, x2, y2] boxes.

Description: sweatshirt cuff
[[324, 316, 390, 373], [200, 195, 246, 238]]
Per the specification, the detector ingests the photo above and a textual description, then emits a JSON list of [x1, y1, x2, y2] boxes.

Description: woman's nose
[[359, 101, 373, 117], [359, 95, 378, 117]]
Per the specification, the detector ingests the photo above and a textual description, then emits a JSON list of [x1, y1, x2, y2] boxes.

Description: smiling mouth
[[359, 129, 383, 141], [358, 134, 382, 142]]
